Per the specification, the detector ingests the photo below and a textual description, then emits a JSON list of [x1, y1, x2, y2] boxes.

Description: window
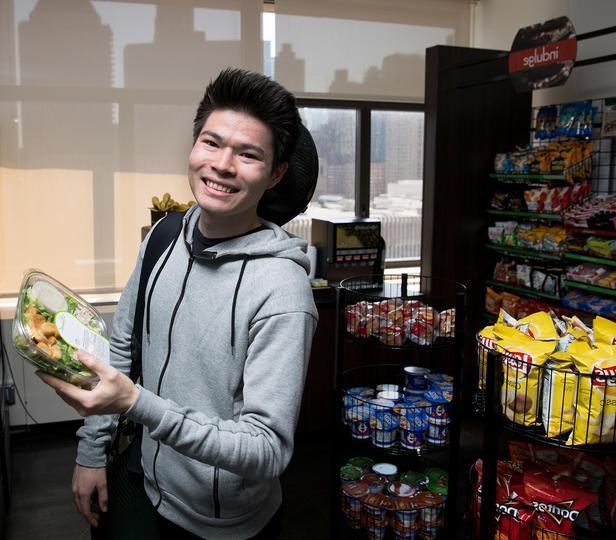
[[370, 110, 424, 261], [284, 103, 424, 266]]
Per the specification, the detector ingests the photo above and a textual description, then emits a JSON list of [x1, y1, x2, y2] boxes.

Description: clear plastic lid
[[12, 269, 109, 389]]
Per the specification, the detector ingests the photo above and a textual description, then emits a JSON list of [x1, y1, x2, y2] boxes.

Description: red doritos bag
[[523, 467, 597, 539]]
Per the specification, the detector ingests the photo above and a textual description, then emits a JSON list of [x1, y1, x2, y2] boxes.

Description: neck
[[197, 211, 262, 239]]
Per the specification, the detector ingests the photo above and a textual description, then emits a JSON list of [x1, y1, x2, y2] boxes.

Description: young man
[[37, 68, 319, 539]]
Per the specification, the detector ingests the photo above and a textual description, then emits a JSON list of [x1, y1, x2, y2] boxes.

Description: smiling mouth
[[203, 178, 239, 194]]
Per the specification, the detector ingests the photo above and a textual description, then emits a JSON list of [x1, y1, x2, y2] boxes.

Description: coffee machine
[[311, 217, 385, 284]]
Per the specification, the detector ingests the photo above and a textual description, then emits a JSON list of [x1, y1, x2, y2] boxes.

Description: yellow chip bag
[[497, 339, 557, 426], [517, 311, 559, 341], [542, 352, 577, 438], [595, 316, 616, 346], [568, 345, 616, 446], [493, 322, 533, 342], [477, 326, 496, 391]]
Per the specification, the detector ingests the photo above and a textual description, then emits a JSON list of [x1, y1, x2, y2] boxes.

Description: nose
[[211, 147, 235, 176]]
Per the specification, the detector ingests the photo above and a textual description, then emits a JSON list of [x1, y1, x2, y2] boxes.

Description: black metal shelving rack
[[473, 24, 616, 537], [474, 345, 616, 540], [333, 274, 466, 539]]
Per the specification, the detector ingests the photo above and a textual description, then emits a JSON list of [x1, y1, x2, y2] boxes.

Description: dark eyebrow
[[201, 130, 265, 158]]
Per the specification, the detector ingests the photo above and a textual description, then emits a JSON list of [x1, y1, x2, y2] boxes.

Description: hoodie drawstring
[[230, 257, 249, 356]]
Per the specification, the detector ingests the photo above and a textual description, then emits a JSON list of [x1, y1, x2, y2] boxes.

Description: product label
[[54, 312, 110, 363]]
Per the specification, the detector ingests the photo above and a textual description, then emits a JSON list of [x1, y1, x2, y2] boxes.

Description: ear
[[267, 162, 288, 190]]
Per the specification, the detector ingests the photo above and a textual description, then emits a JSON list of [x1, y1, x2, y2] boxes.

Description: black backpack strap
[[125, 211, 185, 474], [129, 211, 185, 383]]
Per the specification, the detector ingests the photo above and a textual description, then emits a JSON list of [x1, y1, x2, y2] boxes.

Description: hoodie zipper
[[213, 466, 221, 518], [153, 255, 195, 510]]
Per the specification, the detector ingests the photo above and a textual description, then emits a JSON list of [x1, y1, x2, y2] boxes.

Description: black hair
[[192, 68, 301, 169]]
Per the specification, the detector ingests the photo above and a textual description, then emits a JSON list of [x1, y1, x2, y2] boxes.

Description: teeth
[[205, 179, 236, 193]]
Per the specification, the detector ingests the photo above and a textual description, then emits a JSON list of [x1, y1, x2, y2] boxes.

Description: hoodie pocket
[[217, 469, 270, 519]]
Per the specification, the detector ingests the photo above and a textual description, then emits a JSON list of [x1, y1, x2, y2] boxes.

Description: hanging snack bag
[[497, 339, 557, 426], [567, 345, 616, 446], [542, 352, 578, 438], [594, 316, 616, 346]]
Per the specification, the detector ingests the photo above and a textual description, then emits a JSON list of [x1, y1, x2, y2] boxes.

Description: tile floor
[[3, 418, 483, 539]]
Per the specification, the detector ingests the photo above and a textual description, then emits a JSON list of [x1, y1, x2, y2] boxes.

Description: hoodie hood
[[181, 204, 311, 274]]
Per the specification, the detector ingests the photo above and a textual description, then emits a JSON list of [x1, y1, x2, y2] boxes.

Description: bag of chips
[[595, 316, 616, 346], [477, 326, 497, 391], [497, 339, 557, 426], [542, 352, 578, 438], [523, 467, 597, 539], [567, 345, 616, 446], [517, 311, 560, 341]]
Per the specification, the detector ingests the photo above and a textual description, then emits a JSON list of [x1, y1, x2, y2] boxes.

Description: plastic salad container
[[12, 269, 109, 389]]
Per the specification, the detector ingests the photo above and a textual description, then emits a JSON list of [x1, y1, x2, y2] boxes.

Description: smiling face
[[188, 109, 288, 238]]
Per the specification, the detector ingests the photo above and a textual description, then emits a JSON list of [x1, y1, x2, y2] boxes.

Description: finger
[[97, 480, 109, 513], [36, 371, 89, 402], [79, 493, 98, 528], [76, 350, 111, 377]]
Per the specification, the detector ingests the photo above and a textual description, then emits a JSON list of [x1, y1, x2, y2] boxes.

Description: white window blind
[[274, 0, 471, 101], [0, 0, 263, 293]]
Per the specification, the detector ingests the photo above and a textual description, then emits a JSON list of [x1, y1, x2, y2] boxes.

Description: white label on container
[[54, 312, 110, 363]]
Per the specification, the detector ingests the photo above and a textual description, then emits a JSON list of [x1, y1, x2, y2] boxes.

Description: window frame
[[296, 98, 424, 267]]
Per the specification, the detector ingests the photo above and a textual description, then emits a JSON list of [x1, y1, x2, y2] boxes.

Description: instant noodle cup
[[425, 420, 449, 445], [427, 482, 447, 500], [516, 311, 560, 341], [415, 491, 444, 529], [367, 398, 396, 418], [403, 366, 430, 391], [347, 386, 375, 398], [542, 352, 578, 438], [340, 464, 363, 483], [497, 339, 556, 426], [399, 414, 428, 451], [370, 411, 399, 448], [341, 480, 370, 529], [595, 315, 616, 346], [347, 456, 375, 474], [400, 471, 429, 489], [376, 383, 400, 393], [377, 391, 402, 402], [387, 481, 418, 499], [372, 462, 398, 481], [391, 496, 420, 538], [348, 405, 371, 439], [363, 492, 394, 538], [424, 468, 448, 486], [567, 344, 616, 446], [361, 473, 387, 494], [423, 390, 452, 425]]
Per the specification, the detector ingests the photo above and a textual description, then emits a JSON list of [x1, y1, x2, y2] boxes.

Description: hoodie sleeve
[[125, 308, 318, 481], [74, 238, 146, 468]]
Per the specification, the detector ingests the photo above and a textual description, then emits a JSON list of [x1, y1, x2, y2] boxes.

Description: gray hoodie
[[76, 204, 318, 539]]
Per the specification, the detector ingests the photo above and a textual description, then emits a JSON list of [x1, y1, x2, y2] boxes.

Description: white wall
[[473, 0, 616, 104]]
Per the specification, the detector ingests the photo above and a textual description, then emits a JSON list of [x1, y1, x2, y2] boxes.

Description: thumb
[[76, 350, 110, 376]]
